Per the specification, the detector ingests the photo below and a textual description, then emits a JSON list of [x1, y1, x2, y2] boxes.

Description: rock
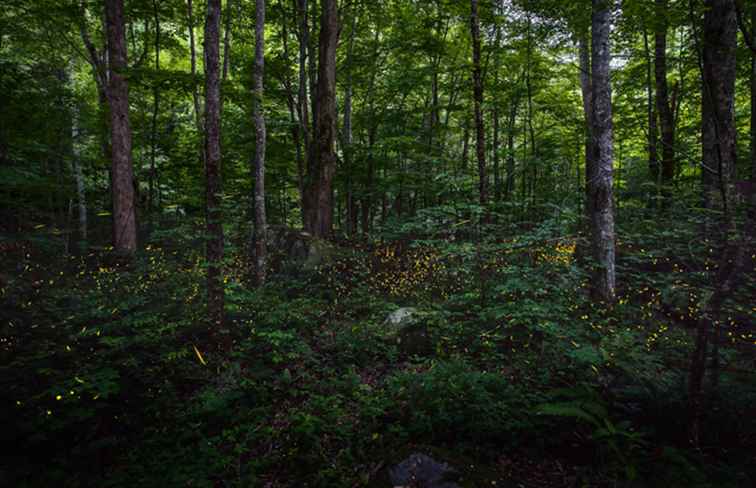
[[384, 307, 435, 357], [385, 307, 418, 327], [303, 238, 335, 271], [268, 226, 336, 272], [389, 453, 461, 488]]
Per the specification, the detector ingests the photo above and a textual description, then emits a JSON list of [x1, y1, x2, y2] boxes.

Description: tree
[[470, 0, 487, 206], [253, 0, 267, 285], [589, 0, 616, 303], [307, 0, 338, 238], [105, 0, 137, 254], [688, 0, 738, 446], [204, 0, 225, 333], [655, 0, 677, 207]]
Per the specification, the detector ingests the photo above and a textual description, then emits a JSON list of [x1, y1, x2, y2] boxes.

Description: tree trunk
[[343, 11, 356, 235], [701, 0, 737, 209], [312, 0, 338, 238], [655, 0, 676, 207], [751, 5, 756, 184], [187, 0, 204, 163], [506, 94, 519, 199], [71, 99, 88, 247], [149, 0, 161, 215], [470, 0, 487, 206], [589, 0, 616, 303], [253, 0, 267, 286], [105, 0, 137, 254], [279, 6, 304, 224], [222, 0, 234, 84], [689, 0, 738, 446], [643, 29, 659, 198], [204, 0, 225, 333]]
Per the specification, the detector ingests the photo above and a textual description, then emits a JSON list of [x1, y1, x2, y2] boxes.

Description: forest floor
[[1, 211, 755, 487]]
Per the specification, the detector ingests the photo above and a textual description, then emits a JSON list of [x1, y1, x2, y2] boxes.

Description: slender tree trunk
[[222, 0, 234, 84], [751, 5, 756, 183], [461, 119, 470, 175], [589, 0, 616, 303], [362, 124, 376, 235], [343, 11, 356, 235], [506, 96, 519, 199], [296, 0, 312, 227], [643, 29, 659, 198], [656, 0, 676, 208], [72, 100, 88, 246], [279, 7, 304, 222], [187, 0, 204, 161], [204, 0, 225, 333], [312, 0, 338, 238], [105, 0, 137, 254], [470, 0, 487, 206], [149, 0, 161, 215], [252, 0, 267, 285], [493, 107, 500, 202]]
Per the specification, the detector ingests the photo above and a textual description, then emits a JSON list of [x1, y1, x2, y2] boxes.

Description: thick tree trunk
[[105, 0, 137, 254], [701, 0, 737, 208], [204, 0, 225, 333], [655, 0, 676, 207], [312, 0, 338, 238], [253, 0, 267, 286], [589, 0, 616, 303], [689, 0, 738, 446], [470, 0, 487, 206]]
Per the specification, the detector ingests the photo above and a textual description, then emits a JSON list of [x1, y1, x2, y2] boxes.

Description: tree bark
[[578, 35, 593, 233], [643, 29, 659, 195], [149, 0, 161, 215], [253, 0, 267, 286], [311, 0, 338, 238], [204, 0, 225, 333], [343, 11, 357, 236], [655, 0, 676, 207], [701, 0, 737, 209], [296, 0, 312, 227], [71, 98, 88, 247], [187, 0, 204, 163], [689, 0, 738, 446], [506, 95, 519, 199], [589, 0, 616, 303], [105, 0, 137, 254], [470, 0, 487, 206], [751, 4, 756, 184]]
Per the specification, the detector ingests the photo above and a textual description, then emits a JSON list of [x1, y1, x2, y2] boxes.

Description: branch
[[735, 0, 756, 54]]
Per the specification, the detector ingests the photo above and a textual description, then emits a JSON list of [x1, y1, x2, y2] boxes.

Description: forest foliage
[[1, 0, 755, 486]]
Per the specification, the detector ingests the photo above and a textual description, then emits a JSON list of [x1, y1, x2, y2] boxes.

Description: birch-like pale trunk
[[589, 0, 616, 303]]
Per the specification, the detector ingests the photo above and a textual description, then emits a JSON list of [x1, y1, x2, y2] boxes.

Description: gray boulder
[[268, 226, 336, 272], [384, 308, 435, 357], [389, 453, 461, 488]]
